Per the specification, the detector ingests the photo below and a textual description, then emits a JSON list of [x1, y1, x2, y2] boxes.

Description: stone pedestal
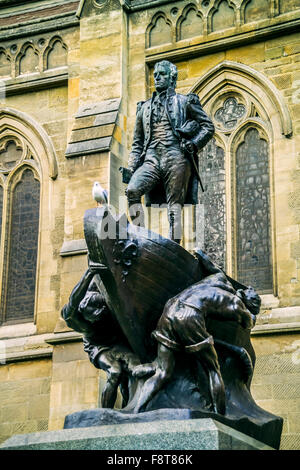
[[0, 418, 274, 450]]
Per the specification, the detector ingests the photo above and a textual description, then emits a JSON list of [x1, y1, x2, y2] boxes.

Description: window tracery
[[199, 138, 226, 269], [3, 168, 40, 323], [235, 127, 273, 292], [0, 135, 40, 325], [197, 86, 273, 292]]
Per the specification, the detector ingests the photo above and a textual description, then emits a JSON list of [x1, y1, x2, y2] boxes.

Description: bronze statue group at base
[[62, 61, 283, 449]]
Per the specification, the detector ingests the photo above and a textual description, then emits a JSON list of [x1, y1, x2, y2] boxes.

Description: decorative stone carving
[[0, 35, 68, 78], [211, 1, 235, 32], [177, 5, 203, 41], [0, 107, 58, 180], [244, 0, 270, 24], [189, 61, 292, 138], [0, 138, 23, 172], [93, 0, 111, 8], [18, 44, 39, 75], [214, 97, 246, 130], [280, 0, 300, 15], [0, 108, 59, 327], [147, 13, 173, 48], [45, 37, 67, 70], [0, 49, 11, 77]]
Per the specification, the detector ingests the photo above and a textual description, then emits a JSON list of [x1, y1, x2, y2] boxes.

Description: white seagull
[[92, 182, 108, 206]]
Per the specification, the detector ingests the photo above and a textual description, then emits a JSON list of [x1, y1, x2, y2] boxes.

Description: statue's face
[[154, 64, 172, 92], [243, 287, 261, 315]]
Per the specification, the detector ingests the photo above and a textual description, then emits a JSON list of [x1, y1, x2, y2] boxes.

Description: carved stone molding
[[0, 107, 58, 179], [189, 61, 293, 138], [1, 69, 68, 97], [176, 4, 204, 42], [145, 14, 300, 66], [0, 35, 69, 80], [0, 136, 24, 173], [93, 0, 112, 9], [0, 3, 79, 41], [146, 11, 173, 48], [214, 96, 246, 132], [144, 0, 300, 50]]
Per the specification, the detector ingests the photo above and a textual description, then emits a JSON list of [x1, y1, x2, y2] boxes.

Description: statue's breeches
[[127, 144, 191, 207]]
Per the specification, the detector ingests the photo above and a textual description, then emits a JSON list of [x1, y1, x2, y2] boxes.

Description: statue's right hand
[[119, 167, 133, 184]]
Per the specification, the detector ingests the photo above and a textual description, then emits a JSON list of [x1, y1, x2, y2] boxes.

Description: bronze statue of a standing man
[[125, 60, 215, 243]]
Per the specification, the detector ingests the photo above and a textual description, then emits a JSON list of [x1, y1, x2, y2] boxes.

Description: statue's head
[[79, 290, 110, 323], [237, 286, 261, 316], [154, 60, 178, 92]]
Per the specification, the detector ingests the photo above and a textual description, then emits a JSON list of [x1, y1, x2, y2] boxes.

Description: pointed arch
[[43, 36, 68, 71], [0, 108, 58, 325], [208, 0, 236, 33], [146, 11, 173, 49], [190, 61, 286, 292], [1, 165, 41, 324], [189, 60, 292, 138], [241, 0, 270, 24], [16, 42, 40, 76], [0, 47, 11, 78], [231, 125, 273, 292], [176, 4, 203, 41], [0, 107, 58, 180]]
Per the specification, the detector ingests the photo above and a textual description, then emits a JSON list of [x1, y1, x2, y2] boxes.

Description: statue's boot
[[128, 201, 145, 227], [168, 204, 183, 244]]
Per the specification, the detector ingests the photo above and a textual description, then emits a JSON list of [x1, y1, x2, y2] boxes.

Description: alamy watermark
[[96, 198, 203, 247]]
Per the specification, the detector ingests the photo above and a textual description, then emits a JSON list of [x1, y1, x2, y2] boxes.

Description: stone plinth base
[[0, 419, 274, 450]]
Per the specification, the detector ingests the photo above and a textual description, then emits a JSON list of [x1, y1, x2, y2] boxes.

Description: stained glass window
[[199, 138, 226, 269], [236, 128, 273, 292], [2, 169, 40, 323]]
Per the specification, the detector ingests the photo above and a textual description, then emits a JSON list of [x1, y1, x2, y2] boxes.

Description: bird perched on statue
[[92, 182, 108, 206]]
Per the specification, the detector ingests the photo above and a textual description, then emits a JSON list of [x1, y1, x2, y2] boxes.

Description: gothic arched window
[[0, 136, 41, 325], [234, 127, 273, 292], [194, 75, 275, 294]]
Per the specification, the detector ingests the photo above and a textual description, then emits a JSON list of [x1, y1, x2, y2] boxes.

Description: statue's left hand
[[180, 139, 194, 154], [185, 141, 194, 153]]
